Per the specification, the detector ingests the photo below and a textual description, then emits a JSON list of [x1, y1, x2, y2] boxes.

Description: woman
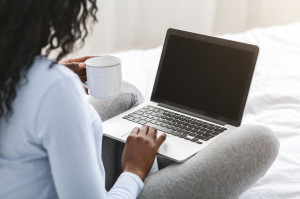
[[0, 0, 279, 198]]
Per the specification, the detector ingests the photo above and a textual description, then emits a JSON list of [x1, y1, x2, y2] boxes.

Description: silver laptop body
[[103, 28, 259, 162]]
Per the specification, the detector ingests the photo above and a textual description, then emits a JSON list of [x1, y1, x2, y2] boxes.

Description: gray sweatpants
[[88, 82, 279, 199]]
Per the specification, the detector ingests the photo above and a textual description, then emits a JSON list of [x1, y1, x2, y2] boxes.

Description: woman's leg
[[88, 81, 144, 190], [87, 81, 144, 121], [138, 125, 280, 199]]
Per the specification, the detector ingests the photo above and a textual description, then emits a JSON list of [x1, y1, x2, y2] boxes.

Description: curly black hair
[[0, 0, 97, 119]]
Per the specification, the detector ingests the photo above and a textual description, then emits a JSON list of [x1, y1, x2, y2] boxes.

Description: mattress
[[113, 22, 300, 198]]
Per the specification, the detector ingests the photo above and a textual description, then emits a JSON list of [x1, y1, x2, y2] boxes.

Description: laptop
[[103, 28, 259, 162]]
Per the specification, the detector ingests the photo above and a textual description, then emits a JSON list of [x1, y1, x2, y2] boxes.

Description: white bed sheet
[[113, 22, 300, 198]]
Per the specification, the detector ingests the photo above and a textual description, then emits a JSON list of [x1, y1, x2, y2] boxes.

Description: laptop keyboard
[[122, 105, 227, 144]]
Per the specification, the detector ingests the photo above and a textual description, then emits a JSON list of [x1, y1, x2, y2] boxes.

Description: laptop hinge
[[158, 103, 226, 126]]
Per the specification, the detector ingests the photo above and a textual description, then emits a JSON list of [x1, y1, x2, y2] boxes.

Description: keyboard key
[[199, 136, 209, 141], [150, 119, 157, 123], [178, 133, 186, 138], [145, 122, 173, 134], [122, 106, 225, 142], [170, 126, 178, 131], [138, 120, 147, 125], [144, 118, 151, 122], [196, 141, 203, 144], [188, 132, 195, 136], [127, 117, 135, 121], [130, 114, 140, 118], [132, 118, 140, 123], [134, 111, 143, 115], [172, 131, 180, 136]]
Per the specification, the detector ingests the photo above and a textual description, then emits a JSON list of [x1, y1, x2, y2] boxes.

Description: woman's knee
[[221, 124, 280, 185], [139, 125, 280, 199], [121, 81, 144, 107], [88, 81, 144, 121], [233, 125, 280, 162]]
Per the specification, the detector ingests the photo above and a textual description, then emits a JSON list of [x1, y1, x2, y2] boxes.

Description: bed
[[112, 22, 300, 198]]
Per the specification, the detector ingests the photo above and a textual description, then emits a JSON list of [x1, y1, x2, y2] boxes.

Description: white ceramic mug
[[85, 56, 122, 99]]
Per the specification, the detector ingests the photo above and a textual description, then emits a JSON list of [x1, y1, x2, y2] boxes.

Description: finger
[[59, 59, 68, 64], [77, 67, 86, 76], [64, 56, 98, 63], [130, 127, 140, 135], [79, 62, 86, 68], [84, 86, 88, 94], [140, 125, 149, 136], [79, 75, 87, 83], [147, 127, 157, 139], [63, 62, 81, 72], [154, 133, 167, 148]]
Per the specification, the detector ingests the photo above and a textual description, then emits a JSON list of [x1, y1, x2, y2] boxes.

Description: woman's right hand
[[121, 126, 166, 181], [59, 56, 97, 83], [59, 56, 97, 94]]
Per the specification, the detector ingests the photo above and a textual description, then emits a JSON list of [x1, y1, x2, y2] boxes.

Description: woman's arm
[[35, 69, 165, 198], [35, 74, 106, 198], [60, 56, 96, 94], [59, 56, 95, 83]]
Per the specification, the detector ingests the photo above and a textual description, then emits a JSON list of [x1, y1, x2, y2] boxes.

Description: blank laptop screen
[[151, 31, 258, 126]]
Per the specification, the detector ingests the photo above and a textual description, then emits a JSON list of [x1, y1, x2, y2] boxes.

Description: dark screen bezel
[[150, 28, 259, 127]]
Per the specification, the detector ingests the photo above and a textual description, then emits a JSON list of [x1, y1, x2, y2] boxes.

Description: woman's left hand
[[60, 56, 97, 83]]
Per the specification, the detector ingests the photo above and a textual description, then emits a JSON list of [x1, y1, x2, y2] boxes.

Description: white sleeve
[[35, 75, 143, 199]]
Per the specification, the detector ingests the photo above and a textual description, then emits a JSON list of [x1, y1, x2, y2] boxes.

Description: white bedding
[[113, 22, 300, 198]]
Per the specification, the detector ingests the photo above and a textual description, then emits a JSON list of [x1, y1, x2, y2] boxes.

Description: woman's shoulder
[[23, 55, 87, 108], [28, 56, 79, 89], [12, 56, 86, 128]]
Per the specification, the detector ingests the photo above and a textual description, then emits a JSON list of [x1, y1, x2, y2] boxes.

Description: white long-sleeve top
[[0, 56, 144, 199]]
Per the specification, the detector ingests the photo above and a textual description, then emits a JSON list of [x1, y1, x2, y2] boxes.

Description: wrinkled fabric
[[112, 22, 300, 199], [0, 57, 143, 199]]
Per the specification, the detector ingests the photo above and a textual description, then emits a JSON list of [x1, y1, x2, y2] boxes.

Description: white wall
[[213, 0, 300, 34], [69, 0, 300, 57]]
